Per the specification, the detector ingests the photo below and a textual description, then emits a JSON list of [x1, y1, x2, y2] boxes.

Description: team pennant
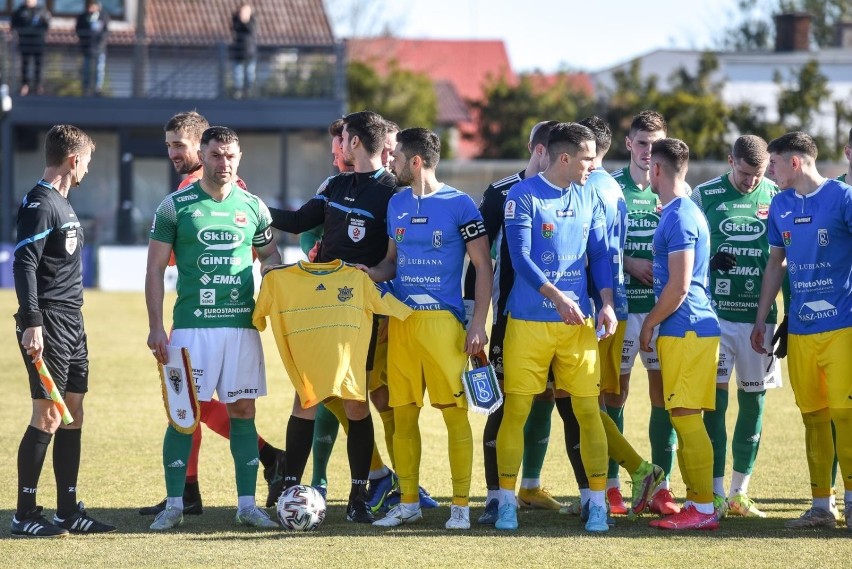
[[158, 345, 201, 434], [462, 351, 502, 415]]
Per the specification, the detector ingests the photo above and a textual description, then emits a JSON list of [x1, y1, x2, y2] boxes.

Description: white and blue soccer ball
[[276, 485, 326, 531]]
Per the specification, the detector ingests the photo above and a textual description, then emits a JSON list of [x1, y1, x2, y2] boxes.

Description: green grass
[[0, 291, 847, 568]]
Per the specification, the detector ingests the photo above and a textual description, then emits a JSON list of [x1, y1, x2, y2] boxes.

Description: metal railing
[[1, 31, 345, 100]]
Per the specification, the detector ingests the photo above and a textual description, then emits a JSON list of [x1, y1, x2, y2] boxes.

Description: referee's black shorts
[[15, 307, 89, 400]]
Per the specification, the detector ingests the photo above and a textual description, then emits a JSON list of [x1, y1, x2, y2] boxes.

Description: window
[[3, 0, 125, 19]]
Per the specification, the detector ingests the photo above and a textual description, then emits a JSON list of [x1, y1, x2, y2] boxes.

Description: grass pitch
[[0, 291, 848, 568]]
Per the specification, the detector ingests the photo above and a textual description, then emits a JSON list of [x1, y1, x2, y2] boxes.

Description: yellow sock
[[442, 407, 472, 506], [573, 396, 608, 492], [802, 408, 836, 497], [496, 393, 532, 492], [832, 408, 852, 492], [675, 430, 692, 496], [671, 413, 713, 503], [380, 409, 396, 468], [393, 404, 421, 504], [601, 410, 643, 474]]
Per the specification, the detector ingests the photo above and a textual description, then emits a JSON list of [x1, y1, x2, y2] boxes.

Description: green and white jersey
[[692, 173, 777, 324], [612, 166, 660, 313], [150, 181, 274, 329]]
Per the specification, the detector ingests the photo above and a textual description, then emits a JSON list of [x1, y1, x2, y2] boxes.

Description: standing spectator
[[11, 0, 51, 96], [75, 0, 109, 96], [231, 3, 257, 98]]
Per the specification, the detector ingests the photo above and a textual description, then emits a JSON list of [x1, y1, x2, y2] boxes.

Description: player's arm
[[145, 238, 173, 364], [750, 245, 786, 354], [464, 230, 492, 356], [640, 249, 692, 352], [463, 185, 500, 300], [269, 194, 326, 235], [360, 239, 397, 283], [586, 215, 616, 338], [12, 200, 52, 361]]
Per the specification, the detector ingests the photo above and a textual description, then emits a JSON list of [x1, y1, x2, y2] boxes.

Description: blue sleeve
[[767, 195, 783, 248], [587, 210, 613, 296], [842, 184, 852, 233], [504, 191, 549, 291], [666, 207, 698, 253]]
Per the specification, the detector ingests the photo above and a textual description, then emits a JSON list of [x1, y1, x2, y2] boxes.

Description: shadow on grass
[[2, 497, 848, 540]]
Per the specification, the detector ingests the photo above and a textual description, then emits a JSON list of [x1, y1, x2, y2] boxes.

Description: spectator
[[75, 0, 109, 96], [231, 3, 257, 98], [11, 0, 51, 96]]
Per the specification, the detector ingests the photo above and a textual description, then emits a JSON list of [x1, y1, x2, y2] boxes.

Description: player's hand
[[307, 239, 320, 262], [596, 305, 617, 339], [639, 321, 655, 352], [772, 315, 789, 358], [464, 322, 488, 356], [353, 263, 374, 278], [624, 257, 654, 287], [148, 328, 169, 365], [709, 252, 737, 272], [750, 322, 767, 355], [21, 326, 44, 363], [554, 295, 585, 326]]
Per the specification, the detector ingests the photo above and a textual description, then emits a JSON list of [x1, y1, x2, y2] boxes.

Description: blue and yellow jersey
[[588, 168, 628, 321], [387, 185, 485, 323], [767, 179, 852, 334], [652, 196, 719, 337], [503, 173, 611, 322]]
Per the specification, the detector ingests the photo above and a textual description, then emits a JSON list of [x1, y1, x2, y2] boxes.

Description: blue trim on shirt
[[15, 228, 53, 251], [328, 201, 376, 219]]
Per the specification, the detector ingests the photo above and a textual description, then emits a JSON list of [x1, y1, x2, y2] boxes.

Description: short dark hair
[[732, 135, 768, 167], [45, 124, 95, 167], [165, 110, 209, 141], [396, 127, 441, 169], [529, 120, 559, 149], [651, 138, 690, 175], [629, 110, 667, 137], [546, 122, 596, 162], [201, 126, 240, 147], [767, 131, 818, 159], [578, 116, 612, 156], [328, 118, 345, 138], [343, 111, 387, 155], [384, 120, 400, 134]]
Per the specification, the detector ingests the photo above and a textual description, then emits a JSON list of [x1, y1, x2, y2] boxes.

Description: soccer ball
[[276, 485, 326, 531]]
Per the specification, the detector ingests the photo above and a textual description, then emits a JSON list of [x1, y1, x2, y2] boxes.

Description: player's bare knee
[[226, 398, 256, 419], [369, 386, 390, 412], [30, 400, 62, 433], [343, 399, 370, 420]]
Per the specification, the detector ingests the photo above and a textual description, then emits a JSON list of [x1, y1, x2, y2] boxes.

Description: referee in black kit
[[11, 125, 115, 538]]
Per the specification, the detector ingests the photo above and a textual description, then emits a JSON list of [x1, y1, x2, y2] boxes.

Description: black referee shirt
[[13, 181, 85, 328]]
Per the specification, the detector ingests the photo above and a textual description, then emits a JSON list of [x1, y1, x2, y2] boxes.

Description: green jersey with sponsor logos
[[612, 166, 659, 313], [692, 173, 777, 324], [150, 181, 274, 329]]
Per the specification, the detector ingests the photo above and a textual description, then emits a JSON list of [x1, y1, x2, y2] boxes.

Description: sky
[[328, 0, 757, 72]]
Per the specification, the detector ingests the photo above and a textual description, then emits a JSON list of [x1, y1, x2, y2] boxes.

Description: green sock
[[605, 405, 624, 479], [163, 425, 192, 498], [731, 390, 765, 475], [649, 405, 677, 479], [521, 399, 554, 480], [230, 417, 260, 497], [702, 388, 729, 479], [311, 403, 340, 487]]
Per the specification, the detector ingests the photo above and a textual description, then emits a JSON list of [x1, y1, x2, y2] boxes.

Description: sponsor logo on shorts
[[227, 388, 259, 398]]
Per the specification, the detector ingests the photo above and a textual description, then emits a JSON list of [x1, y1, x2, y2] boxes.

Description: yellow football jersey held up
[[253, 260, 413, 407]]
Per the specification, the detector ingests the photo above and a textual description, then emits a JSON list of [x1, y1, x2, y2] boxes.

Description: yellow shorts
[[600, 320, 627, 394], [788, 327, 852, 413], [368, 339, 388, 392], [657, 332, 719, 411], [504, 316, 601, 397], [387, 310, 468, 408]]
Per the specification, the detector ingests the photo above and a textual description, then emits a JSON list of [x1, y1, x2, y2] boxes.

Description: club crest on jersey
[[234, 211, 247, 227], [348, 219, 365, 243], [432, 230, 443, 248], [168, 368, 182, 395], [782, 231, 792, 246], [818, 228, 829, 246], [541, 223, 554, 238], [756, 204, 769, 220], [337, 286, 353, 302], [395, 227, 405, 242], [65, 229, 78, 255]]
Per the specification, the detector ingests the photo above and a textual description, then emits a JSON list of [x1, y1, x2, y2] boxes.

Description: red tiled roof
[[347, 37, 515, 103], [1, 0, 335, 46], [434, 81, 470, 124], [526, 71, 595, 97]]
